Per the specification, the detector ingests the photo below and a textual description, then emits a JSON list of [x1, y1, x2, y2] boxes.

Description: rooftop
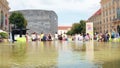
[[88, 9, 101, 20], [58, 26, 72, 30]]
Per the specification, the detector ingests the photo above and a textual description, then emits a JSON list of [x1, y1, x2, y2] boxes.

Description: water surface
[[0, 41, 120, 68]]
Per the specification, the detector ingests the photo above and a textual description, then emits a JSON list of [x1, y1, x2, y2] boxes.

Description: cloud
[[7, 0, 101, 26], [7, 0, 100, 12]]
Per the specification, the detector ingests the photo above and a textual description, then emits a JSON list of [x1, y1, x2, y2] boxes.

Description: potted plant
[[0, 32, 9, 42]]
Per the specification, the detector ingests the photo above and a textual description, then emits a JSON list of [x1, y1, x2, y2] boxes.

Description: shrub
[[0, 32, 9, 39]]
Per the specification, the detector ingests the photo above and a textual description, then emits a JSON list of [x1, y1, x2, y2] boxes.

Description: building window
[[100, 21, 101, 24], [111, 16, 113, 21], [111, 8, 113, 14], [110, 17, 111, 22], [106, 17, 108, 22], [104, 19, 106, 23], [104, 11, 106, 17], [114, 15, 115, 19], [1, 11, 4, 29], [117, 8, 120, 19], [113, 7, 115, 13], [106, 11, 107, 16]]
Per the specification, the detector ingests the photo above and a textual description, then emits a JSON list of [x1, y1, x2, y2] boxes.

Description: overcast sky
[[7, 0, 101, 26]]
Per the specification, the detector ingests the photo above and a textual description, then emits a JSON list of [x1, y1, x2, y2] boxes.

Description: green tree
[[79, 20, 86, 33], [71, 23, 80, 34], [67, 20, 86, 35], [66, 30, 73, 35], [24, 19, 27, 28], [9, 12, 27, 29], [0, 32, 8, 39]]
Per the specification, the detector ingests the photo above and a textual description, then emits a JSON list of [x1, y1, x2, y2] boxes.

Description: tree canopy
[[9, 12, 27, 29], [67, 20, 86, 35]]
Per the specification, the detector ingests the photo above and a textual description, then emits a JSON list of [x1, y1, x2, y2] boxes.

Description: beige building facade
[[88, 0, 120, 33], [101, 0, 117, 33], [112, 0, 120, 32], [58, 26, 71, 35], [88, 9, 102, 33], [0, 0, 10, 31]]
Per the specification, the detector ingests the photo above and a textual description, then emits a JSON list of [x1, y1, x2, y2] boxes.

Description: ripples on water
[[0, 41, 120, 68]]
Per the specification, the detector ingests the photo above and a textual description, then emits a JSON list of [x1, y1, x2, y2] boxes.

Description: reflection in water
[[86, 41, 94, 62], [0, 41, 120, 68], [11, 43, 27, 60], [86, 41, 94, 61]]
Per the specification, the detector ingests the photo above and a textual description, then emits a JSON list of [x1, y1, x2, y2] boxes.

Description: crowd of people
[[25, 32, 93, 42], [94, 32, 120, 42], [16, 31, 120, 42]]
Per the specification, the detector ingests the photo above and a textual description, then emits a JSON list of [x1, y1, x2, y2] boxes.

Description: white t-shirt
[[31, 34, 36, 39], [55, 34, 58, 39], [79, 35, 83, 41]]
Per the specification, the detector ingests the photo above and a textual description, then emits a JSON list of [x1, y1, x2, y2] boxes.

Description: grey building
[[10, 10, 58, 35]]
